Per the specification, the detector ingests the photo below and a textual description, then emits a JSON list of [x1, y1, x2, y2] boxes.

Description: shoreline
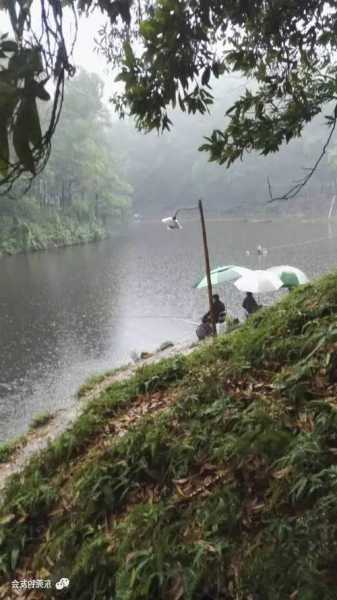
[[0, 338, 198, 492], [0, 223, 128, 260], [0, 235, 106, 259]]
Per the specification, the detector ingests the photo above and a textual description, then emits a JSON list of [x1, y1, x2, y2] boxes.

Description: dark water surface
[[1, 218, 337, 442]]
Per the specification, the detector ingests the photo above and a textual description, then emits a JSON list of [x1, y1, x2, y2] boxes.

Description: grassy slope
[[2, 273, 337, 598]]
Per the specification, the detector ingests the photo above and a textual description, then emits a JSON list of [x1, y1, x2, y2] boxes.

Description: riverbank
[[1, 271, 337, 597], [0, 215, 108, 258], [0, 340, 197, 491]]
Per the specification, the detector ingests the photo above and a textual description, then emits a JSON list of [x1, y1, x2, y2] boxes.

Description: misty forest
[[2, 2, 337, 599], [3, 71, 337, 255]]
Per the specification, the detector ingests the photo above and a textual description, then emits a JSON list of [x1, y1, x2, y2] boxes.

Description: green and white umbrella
[[267, 265, 309, 289], [194, 265, 252, 289]]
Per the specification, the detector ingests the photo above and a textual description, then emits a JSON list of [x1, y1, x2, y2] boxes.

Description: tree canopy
[[0, 68, 132, 254], [114, 83, 337, 218], [1, 0, 337, 196]]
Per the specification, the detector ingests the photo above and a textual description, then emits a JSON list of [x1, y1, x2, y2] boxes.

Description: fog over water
[[1, 218, 337, 442]]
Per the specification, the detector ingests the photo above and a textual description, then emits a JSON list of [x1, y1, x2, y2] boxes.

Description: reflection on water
[[1, 218, 337, 441]]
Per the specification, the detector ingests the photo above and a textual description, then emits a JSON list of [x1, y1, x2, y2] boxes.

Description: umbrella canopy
[[194, 265, 252, 289], [234, 270, 283, 293], [267, 265, 309, 288]]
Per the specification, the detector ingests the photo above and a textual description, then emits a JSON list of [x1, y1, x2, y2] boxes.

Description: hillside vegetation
[[1, 273, 337, 599], [0, 199, 106, 257]]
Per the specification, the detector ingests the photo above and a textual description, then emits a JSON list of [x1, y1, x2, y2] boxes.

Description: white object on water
[[328, 195, 336, 219]]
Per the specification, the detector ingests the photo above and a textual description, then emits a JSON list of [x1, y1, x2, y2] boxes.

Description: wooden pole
[[198, 199, 216, 337]]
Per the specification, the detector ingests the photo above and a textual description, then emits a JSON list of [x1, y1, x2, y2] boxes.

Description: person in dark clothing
[[242, 292, 260, 316], [197, 294, 226, 340], [202, 294, 226, 324], [196, 320, 213, 340]]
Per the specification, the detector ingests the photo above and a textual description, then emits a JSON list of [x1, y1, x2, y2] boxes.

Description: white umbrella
[[234, 270, 283, 293], [267, 265, 309, 288], [194, 265, 252, 289]]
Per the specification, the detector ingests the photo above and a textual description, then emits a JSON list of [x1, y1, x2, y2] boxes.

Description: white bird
[[161, 216, 183, 230]]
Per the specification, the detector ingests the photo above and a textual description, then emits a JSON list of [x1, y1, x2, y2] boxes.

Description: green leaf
[[32, 81, 50, 101], [29, 47, 44, 73], [1, 40, 17, 53], [178, 93, 185, 112], [9, 48, 41, 78], [11, 548, 20, 571], [201, 66, 211, 86], [123, 41, 135, 67], [139, 19, 155, 39]]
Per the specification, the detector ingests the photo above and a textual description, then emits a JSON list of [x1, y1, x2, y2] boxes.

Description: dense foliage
[[2, 272, 337, 597], [116, 78, 337, 217], [1, 1, 337, 195], [0, 70, 132, 255]]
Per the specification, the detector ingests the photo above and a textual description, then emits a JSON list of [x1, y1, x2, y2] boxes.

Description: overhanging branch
[[267, 103, 337, 202]]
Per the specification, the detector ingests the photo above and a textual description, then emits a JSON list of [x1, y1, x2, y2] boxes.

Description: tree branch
[[267, 103, 337, 202]]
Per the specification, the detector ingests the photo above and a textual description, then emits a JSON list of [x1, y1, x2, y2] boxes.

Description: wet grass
[[1, 272, 337, 598], [0, 413, 54, 468], [0, 436, 27, 464], [29, 411, 54, 430], [76, 364, 133, 399]]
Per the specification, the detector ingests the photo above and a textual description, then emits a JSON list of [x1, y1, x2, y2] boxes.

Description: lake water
[[1, 218, 337, 442]]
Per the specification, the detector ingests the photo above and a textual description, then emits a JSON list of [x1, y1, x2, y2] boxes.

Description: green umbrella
[[267, 265, 309, 289], [194, 265, 252, 289]]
